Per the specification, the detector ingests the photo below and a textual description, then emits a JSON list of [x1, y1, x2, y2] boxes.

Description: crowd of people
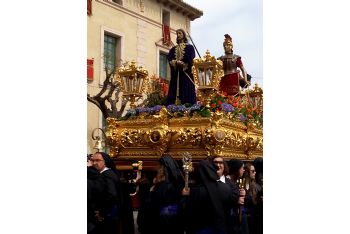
[[87, 152, 263, 234]]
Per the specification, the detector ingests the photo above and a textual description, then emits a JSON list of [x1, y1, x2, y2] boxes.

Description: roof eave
[[155, 0, 203, 21]]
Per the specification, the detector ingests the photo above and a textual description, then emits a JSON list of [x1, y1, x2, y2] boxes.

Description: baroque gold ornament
[[192, 50, 224, 107], [114, 60, 149, 109], [106, 111, 262, 161]]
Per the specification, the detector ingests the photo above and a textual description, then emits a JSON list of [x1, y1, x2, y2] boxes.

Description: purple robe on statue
[[166, 43, 196, 105]]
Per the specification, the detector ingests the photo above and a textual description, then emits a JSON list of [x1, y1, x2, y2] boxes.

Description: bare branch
[[115, 99, 128, 118], [87, 95, 100, 108], [95, 68, 115, 98], [87, 65, 120, 119]]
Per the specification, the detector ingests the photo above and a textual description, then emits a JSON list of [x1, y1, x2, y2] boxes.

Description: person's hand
[[182, 187, 190, 196], [94, 211, 104, 222], [239, 188, 246, 197], [238, 197, 245, 205], [87, 160, 93, 167], [176, 60, 185, 67], [170, 59, 177, 67]]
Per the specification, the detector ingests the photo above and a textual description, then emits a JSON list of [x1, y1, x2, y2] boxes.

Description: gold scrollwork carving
[[106, 113, 262, 161], [170, 128, 202, 146], [203, 128, 226, 156], [120, 129, 147, 147]]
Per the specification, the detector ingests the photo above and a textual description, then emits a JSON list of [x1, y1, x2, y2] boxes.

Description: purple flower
[[166, 104, 177, 112], [166, 104, 186, 112], [239, 113, 247, 122], [137, 107, 149, 113], [222, 103, 234, 113], [150, 105, 163, 113]]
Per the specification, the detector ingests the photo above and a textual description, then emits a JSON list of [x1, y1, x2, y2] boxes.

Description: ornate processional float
[[105, 51, 263, 169]]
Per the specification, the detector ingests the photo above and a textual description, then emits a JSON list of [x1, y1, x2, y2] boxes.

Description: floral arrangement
[[120, 89, 263, 128], [143, 75, 169, 107], [226, 94, 263, 127], [123, 103, 204, 119]]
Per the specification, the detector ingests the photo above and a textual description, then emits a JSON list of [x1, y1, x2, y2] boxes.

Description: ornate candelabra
[[115, 61, 149, 109], [192, 50, 224, 107]]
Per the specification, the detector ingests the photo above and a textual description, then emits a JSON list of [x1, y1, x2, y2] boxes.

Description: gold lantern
[[243, 83, 263, 112], [115, 61, 149, 109], [192, 50, 224, 107], [241, 83, 263, 128]]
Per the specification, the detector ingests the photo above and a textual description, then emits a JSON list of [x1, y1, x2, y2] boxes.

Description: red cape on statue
[[219, 72, 240, 96]]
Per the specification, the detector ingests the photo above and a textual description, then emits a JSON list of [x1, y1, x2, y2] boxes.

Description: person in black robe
[[185, 159, 234, 234], [242, 162, 261, 234], [166, 28, 196, 105], [210, 156, 240, 234], [253, 157, 263, 188], [88, 156, 104, 234], [252, 157, 263, 234], [136, 171, 157, 234], [119, 176, 135, 234], [228, 159, 249, 234], [92, 152, 121, 234], [149, 154, 185, 234]]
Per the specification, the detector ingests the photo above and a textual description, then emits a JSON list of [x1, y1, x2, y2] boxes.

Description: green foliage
[[144, 91, 167, 107], [198, 106, 212, 117]]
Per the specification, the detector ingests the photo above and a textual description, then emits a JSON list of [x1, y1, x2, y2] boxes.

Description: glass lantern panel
[[126, 76, 132, 93], [122, 77, 129, 92], [130, 76, 137, 93], [133, 76, 139, 93], [138, 76, 144, 93], [198, 68, 205, 86], [137, 75, 143, 93], [205, 68, 213, 86]]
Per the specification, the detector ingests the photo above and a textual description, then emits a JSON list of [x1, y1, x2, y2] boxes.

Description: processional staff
[[129, 161, 143, 196], [187, 31, 201, 58], [237, 178, 246, 223], [182, 152, 193, 190]]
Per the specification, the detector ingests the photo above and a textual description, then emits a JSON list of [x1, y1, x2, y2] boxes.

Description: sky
[[184, 0, 262, 86]]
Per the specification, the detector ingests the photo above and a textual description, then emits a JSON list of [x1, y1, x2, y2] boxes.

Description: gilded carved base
[[106, 109, 263, 162]]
